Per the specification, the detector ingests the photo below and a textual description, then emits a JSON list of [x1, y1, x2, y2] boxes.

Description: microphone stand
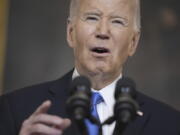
[[112, 121, 127, 135], [89, 115, 103, 135], [75, 119, 88, 135], [101, 115, 128, 135], [98, 123, 103, 135]]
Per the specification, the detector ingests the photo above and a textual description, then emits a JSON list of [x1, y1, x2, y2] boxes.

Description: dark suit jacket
[[0, 70, 180, 135]]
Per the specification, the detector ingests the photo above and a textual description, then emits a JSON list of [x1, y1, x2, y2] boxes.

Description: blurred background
[[0, 0, 180, 110]]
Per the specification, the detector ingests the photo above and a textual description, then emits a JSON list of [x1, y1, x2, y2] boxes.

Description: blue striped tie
[[85, 92, 104, 135]]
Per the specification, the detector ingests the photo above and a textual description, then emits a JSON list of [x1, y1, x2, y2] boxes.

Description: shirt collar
[[72, 68, 122, 111], [72, 68, 79, 80]]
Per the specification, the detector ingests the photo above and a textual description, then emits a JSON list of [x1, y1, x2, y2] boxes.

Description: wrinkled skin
[[67, 0, 140, 90]]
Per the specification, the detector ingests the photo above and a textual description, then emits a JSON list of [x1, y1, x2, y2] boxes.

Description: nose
[[96, 19, 110, 40]]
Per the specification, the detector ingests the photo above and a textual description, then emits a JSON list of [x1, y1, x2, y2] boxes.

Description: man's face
[[67, 0, 140, 77]]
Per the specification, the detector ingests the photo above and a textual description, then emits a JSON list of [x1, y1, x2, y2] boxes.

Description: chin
[[90, 65, 109, 74], [79, 60, 110, 74]]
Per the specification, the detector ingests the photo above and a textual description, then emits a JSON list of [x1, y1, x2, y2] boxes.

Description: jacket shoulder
[[137, 92, 180, 134]]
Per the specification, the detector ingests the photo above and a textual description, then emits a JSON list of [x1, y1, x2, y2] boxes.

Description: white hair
[[69, 0, 141, 31], [68, 0, 79, 20], [134, 0, 141, 31]]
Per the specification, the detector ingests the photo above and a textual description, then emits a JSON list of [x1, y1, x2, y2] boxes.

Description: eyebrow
[[111, 15, 128, 21], [83, 9, 102, 16], [84, 12, 127, 19]]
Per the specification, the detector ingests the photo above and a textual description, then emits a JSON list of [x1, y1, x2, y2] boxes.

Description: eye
[[112, 19, 124, 25], [86, 16, 98, 20], [85, 15, 99, 22]]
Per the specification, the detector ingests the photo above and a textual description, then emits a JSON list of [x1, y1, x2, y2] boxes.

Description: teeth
[[92, 47, 108, 53]]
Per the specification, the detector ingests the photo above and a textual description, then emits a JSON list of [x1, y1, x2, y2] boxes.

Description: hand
[[19, 100, 71, 135]]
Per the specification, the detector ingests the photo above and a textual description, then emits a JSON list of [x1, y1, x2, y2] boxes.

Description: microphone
[[114, 77, 139, 124], [66, 76, 91, 121]]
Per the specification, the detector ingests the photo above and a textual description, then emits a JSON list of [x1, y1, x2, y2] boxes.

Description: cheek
[[73, 22, 97, 58], [113, 29, 132, 53], [75, 22, 96, 44], [111, 33, 131, 65]]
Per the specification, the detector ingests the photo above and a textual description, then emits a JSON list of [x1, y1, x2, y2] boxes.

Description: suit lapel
[[47, 70, 81, 135], [122, 92, 151, 135], [48, 70, 73, 117]]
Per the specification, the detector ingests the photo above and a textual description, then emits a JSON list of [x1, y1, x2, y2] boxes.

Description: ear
[[66, 18, 75, 48], [128, 31, 141, 56]]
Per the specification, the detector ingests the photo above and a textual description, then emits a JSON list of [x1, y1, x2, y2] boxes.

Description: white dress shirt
[[72, 69, 122, 135]]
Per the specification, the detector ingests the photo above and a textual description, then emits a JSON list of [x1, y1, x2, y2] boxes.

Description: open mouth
[[91, 47, 110, 54]]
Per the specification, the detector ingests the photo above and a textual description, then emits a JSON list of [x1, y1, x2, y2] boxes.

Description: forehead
[[77, 0, 135, 15]]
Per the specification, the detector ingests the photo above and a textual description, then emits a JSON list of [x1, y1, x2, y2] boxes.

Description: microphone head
[[70, 76, 91, 96], [66, 76, 92, 121], [115, 77, 137, 100], [114, 77, 139, 124]]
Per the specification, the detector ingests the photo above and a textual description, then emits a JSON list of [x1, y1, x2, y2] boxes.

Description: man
[[0, 0, 180, 135]]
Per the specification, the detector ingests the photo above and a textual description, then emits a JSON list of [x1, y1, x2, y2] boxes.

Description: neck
[[89, 74, 119, 90], [75, 68, 122, 90]]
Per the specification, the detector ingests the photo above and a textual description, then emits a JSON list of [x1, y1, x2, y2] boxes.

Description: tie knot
[[91, 92, 103, 106]]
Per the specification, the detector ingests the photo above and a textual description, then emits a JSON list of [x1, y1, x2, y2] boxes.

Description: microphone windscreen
[[115, 77, 136, 99], [70, 76, 91, 95]]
